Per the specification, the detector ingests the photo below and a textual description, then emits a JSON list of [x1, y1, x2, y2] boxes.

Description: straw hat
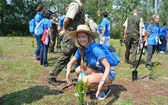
[[69, 25, 97, 38]]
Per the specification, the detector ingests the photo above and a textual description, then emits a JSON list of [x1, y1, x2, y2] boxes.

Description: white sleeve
[[66, 3, 79, 20]]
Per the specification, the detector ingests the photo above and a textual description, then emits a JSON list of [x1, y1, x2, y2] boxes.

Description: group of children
[[32, 6, 53, 67], [32, 5, 65, 67]]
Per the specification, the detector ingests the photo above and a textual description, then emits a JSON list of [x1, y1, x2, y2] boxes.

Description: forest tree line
[[0, 0, 168, 38]]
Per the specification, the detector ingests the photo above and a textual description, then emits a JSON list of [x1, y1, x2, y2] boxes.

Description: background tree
[[0, 0, 167, 38], [159, 0, 168, 25], [0, 0, 7, 35]]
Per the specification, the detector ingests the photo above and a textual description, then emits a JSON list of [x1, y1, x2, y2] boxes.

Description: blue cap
[[85, 14, 89, 17]]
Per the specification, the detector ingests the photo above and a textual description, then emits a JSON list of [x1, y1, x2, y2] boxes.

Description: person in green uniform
[[47, 0, 86, 86]]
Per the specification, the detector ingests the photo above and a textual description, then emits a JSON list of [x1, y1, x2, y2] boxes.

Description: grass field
[[0, 36, 168, 105]]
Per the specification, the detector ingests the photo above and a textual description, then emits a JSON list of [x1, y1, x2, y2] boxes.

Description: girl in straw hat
[[66, 24, 116, 100]]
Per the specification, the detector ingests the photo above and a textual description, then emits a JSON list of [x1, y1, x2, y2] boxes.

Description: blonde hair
[[150, 14, 159, 26]]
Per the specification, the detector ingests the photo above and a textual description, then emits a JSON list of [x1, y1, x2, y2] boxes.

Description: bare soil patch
[[36, 73, 168, 105]]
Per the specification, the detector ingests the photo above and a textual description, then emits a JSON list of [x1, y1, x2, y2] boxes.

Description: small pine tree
[[75, 80, 88, 105], [149, 62, 158, 79]]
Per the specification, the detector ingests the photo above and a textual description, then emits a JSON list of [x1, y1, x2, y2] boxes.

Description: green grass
[[0, 37, 168, 105]]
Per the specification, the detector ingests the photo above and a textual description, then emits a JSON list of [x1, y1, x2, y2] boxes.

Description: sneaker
[[56, 48, 61, 53], [97, 87, 111, 100], [58, 48, 61, 53], [159, 51, 165, 54], [47, 78, 60, 86], [34, 58, 40, 62], [146, 65, 151, 70], [86, 91, 92, 97], [44, 63, 49, 67], [49, 51, 55, 54]]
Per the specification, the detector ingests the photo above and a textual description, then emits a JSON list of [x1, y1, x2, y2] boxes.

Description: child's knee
[[75, 66, 81, 76]]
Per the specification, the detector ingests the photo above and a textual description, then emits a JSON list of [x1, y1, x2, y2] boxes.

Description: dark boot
[[130, 63, 136, 68], [47, 78, 60, 86], [125, 60, 130, 64], [145, 64, 151, 70]]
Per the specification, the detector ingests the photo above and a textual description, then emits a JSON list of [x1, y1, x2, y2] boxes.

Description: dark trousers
[[40, 39, 50, 66], [159, 36, 166, 51], [146, 45, 157, 66], [48, 33, 78, 78], [49, 29, 57, 52], [125, 36, 139, 64]]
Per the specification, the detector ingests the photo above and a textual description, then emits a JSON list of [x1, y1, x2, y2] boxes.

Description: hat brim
[[69, 29, 98, 39]]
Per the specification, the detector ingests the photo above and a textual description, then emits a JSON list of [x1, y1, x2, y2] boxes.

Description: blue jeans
[[159, 36, 166, 51], [40, 38, 50, 65], [34, 35, 42, 57]]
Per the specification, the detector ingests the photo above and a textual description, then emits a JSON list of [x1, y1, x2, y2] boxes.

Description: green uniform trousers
[[48, 33, 77, 78], [49, 28, 58, 52], [125, 36, 139, 64], [56, 31, 62, 49]]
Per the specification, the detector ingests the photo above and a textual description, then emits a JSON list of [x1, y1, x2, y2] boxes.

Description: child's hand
[[50, 40, 53, 44], [96, 83, 103, 98], [66, 75, 72, 85], [139, 38, 142, 43]]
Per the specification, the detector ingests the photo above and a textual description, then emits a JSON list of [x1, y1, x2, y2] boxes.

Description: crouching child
[[66, 25, 116, 100]]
